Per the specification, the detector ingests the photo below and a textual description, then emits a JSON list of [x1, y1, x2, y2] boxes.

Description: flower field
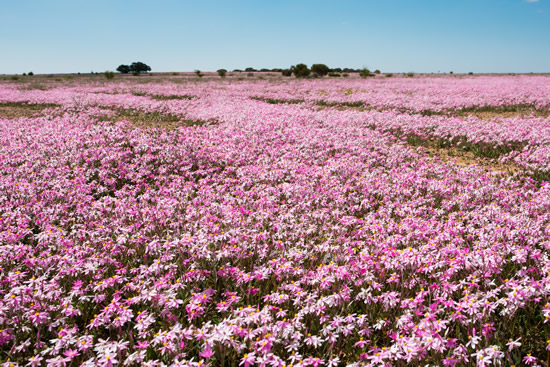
[[1, 74, 550, 366]]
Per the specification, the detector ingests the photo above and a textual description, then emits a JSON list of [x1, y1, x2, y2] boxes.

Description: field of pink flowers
[[1, 74, 550, 366]]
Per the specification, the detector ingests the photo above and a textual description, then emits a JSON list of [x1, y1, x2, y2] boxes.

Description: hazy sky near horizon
[[1, 0, 549, 74]]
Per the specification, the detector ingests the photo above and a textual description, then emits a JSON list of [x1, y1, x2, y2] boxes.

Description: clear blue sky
[[1, 0, 549, 74]]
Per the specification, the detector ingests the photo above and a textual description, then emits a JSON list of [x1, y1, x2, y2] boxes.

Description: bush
[[385, 73, 393, 78], [245, 67, 257, 72], [342, 73, 349, 78], [247, 73, 254, 77], [195, 70, 203, 78], [292, 64, 310, 78], [28, 72, 34, 76], [104, 71, 115, 80], [374, 69, 381, 74], [359, 68, 374, 78], [328, 72, 341, 77], [11, 76, 19, 80], [407, 72, 415, 77], [311, 64, 329, 77], [217, 69, 227, 78], [281, 69, 292, 77], [172, 72, 179, 76], [468, 72, 474, 75], [132, 71, 140, 76]]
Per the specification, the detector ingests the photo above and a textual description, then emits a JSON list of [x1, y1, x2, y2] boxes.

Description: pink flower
[[506, 337, 521, 351], [523, 354, 538, 365], [199, 346, 215, 359], [240, 353, 255, 367], [26, 355, 43, 367]]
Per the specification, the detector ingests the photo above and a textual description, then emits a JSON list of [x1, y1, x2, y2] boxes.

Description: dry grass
[[422, 145, 520, 175], [98, 108, 215, 129], [464, 109, 550, 121], [0, 102, 59, 119]]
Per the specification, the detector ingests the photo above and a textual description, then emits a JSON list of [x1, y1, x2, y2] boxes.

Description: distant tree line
[[230, 65, 381, 78]]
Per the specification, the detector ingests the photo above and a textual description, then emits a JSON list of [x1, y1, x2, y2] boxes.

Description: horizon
[[1, 0, 549, 74]]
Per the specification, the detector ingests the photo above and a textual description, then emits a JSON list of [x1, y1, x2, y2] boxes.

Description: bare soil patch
[[423, 145, 520, 175], [99, 108, 214, 129], [464, 109, 550, 121], [0, 102, 59, 119]]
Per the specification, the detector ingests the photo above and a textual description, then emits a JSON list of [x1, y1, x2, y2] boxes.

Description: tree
[[311, 64, 329, 77], [116, 64, 130, 74], [217, 69, 227, 78], [292, 64, 310, 78], [129, 62, 151, 74]]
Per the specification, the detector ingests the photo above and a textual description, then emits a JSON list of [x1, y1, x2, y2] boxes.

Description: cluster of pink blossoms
[[0, 75, 549, 366]]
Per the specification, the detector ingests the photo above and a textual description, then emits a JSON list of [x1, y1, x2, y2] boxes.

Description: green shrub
[[217, 69, 227, 78], [11, 76, 19, 80], [385, 73, 393, 78], [468, 72, 474, 75], [374, 69, 381, 74], [407, 72, 415, 77], [281, 69, 292, 77], [311, 64, 329, 77], [28, 72, 34, 76], [104, 71, 115, 79], [342, 73, 349, 78], [172, 72, 179, 76], [292, 64, 310, 78], [328, 72, 341, 77], [194, 70, 203, 78], [132, 71, 140, 76], [359, 68, 374, 78]]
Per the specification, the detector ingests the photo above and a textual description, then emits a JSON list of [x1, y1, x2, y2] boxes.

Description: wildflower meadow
[[1, 74, 550, 366]]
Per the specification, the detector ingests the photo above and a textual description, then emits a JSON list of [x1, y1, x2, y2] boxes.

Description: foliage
[[311, 64, 330, 77], [217, 69, 227, 78], [292, 63, 310, 78], [116, 64, 131, 74], [130, 62, 151, 73], [195, 70, 203, 78], [360, 68, 375, 78], [281, 69, 292, 77], [104, 71, 115, 80]]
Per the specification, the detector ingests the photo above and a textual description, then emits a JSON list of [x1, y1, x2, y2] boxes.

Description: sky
[[0, 0, 549, 74]]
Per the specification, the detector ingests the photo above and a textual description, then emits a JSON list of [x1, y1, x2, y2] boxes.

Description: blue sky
[[1, 0, 548, 74]]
